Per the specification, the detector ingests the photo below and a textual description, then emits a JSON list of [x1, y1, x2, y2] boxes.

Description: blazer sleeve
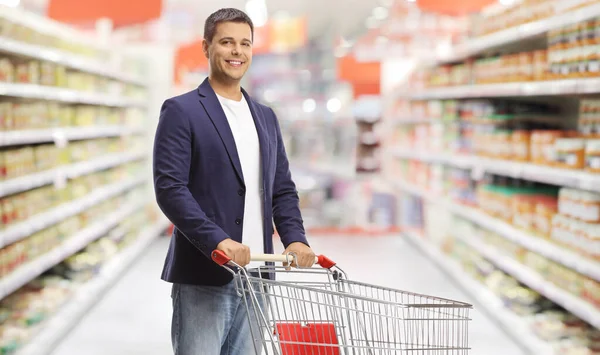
[[153, 99, 230, 257], [270, 108, 310, 248]]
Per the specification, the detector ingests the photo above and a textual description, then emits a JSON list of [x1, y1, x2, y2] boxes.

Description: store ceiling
[[164, 0, 384, 42], [18, 0, 389, 43]]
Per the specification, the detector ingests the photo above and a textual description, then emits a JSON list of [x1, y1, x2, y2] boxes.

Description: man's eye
[[243, 43, 251, 47]]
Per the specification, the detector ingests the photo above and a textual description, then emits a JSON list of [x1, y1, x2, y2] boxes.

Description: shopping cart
[[212, 250, 472, 355]]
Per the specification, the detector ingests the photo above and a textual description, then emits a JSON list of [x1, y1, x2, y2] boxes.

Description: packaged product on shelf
[[0, 58, 14, 83], [15, 60, 40, 84], [531, 310, 590, 342], [585, 140, 600, 171], [534, 196, 559, 238], [554, 138, 586, 169], [39, 62, 57, 87]]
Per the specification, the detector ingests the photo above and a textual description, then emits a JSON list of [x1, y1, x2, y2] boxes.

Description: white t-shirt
[[216, 93, 265, 267]]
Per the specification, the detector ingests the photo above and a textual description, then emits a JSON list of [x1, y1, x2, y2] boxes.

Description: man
[[152, 7, 315, 355]]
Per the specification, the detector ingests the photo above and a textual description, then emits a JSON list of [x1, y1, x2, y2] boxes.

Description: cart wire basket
[[212, 250, 473, 355]]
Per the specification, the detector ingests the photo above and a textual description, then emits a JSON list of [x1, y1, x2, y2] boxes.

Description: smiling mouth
[[226, 60, 244, 67]]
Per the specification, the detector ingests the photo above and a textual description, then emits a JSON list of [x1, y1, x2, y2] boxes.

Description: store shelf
[[0, 175, 146, 249], [16, 216, 171, 355], [395, 181, 600, 282], [394, 149, 600, 192], [0, 126, 146, 147], [434, 2, 600, 64], [0, 151, 145, 198], [458, 233, 600, 329], [408, 78, 600, 100], [291, 160, 356, 180], [0, 37, 145, 86], [0, 83, 145, 107], [402, 230, 553, 355], [0, 200, 144, 300]]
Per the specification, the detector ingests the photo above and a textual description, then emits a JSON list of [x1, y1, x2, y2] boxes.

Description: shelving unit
[[395, 180, 600, 283], [403, 230, 554, 355], [407, 78, 600, 100], [0, 200, 145, 299], [393, 150, 600, 192], [0, 7, 160, 354], [15, 217, 171, 355], [388, 3, 600, 351], [0, 37, 145, 86], [0, 126, 146, 147], [0, 83, 145, 107], [459, 233, 600, 329], [0, 152, 145, 198], [1, 175, 146, 248], [433, 2, 600, 64]]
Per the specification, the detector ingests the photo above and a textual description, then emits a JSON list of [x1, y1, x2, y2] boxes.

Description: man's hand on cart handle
[[215, 239, 251, 267], [283, 242, 316, 269]]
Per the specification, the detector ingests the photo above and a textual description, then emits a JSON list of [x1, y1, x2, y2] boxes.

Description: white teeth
[[228, 61, 242, 65]]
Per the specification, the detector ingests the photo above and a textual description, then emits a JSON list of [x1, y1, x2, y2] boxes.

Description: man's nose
[[231, 44, 241, 55]]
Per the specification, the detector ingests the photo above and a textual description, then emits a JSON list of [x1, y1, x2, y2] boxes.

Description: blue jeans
[[171, 279, 266, 355]]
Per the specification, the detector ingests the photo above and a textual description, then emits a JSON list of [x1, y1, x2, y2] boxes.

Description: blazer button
[[235, 218, 242, 225], [238, 189, 245, 196]]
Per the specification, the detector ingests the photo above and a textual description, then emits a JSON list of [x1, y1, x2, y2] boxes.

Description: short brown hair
[[204, 8, 254, 43]]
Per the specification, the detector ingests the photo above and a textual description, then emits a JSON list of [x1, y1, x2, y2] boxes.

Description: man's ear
[[202, 39, 209, 59]]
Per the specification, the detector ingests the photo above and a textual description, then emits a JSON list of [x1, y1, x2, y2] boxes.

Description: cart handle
[[211, 250, 336, 269]]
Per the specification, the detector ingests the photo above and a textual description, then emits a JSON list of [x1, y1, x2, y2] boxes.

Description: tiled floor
[[53, 234, 525, 355]]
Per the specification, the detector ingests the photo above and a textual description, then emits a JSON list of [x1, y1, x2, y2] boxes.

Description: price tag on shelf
[[52, 129, 68, 148], [53, 170, 67, 190], [470, 165, 485, 181]]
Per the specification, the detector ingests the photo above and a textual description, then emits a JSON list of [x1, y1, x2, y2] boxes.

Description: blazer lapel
[[197, 79, 245, 185]]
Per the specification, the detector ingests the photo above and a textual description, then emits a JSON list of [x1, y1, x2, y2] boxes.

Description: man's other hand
[[216, 239, 250, 267], [283, 242, 315, 268]]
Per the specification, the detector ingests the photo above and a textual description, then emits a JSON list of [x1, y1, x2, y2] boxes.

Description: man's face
[[203, 21, 253, 83]]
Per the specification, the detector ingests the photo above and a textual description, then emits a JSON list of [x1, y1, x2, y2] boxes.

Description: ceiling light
[[375, 36, 389, 45], [245, 0, 268, 27], [0, 0, 20, 6], [327, 98, 342, 113], [406, 0, 416, 2], [302, 99, 316, 113], [365, 17, 379, 29], [263, 89, 276, 103], [498, 0, 516, 4], [373, 7, 389, 20]]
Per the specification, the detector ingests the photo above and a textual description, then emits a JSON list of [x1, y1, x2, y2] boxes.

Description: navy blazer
[[153, 78, 309, 286]]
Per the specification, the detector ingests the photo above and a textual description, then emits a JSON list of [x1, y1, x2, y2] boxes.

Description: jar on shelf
[[579, 191, 600, 223], [535, 196, 558, 238], [512, 130, 531, 161], [588, 224, 600, 261], [585, 139, 600, 172], [554, 138, 586, 169]]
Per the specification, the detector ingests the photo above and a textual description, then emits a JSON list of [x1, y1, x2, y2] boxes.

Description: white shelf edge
[[408, 78, 600, 100], [290, 160, 356, 180], [402, 231, 553, 355], [0, 151, 145, 198], [0, 175, 147, 248], [393, 149, 600, 192], [0, 83, 145, 107], [0, 125, 145, 147], [395, 181, 600, 282], [459, 234, 600, 329], [0, 37, 146, 86], [16, 216, 171, 355], [434, 3, 600, 64], [0, 200, 145, 300]]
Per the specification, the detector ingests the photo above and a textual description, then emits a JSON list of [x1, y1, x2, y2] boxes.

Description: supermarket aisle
[[54, 234, 524, 355]]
